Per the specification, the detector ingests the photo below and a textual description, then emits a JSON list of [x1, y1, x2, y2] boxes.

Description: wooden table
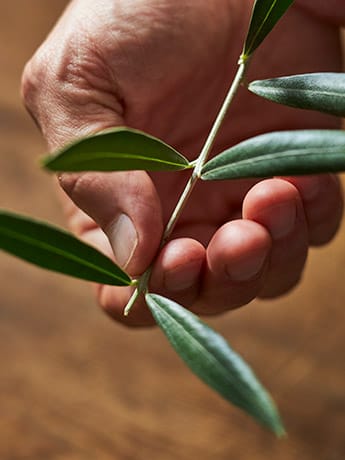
[[0, 2, 344, 459]]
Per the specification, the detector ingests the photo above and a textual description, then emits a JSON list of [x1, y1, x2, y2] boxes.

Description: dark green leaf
[[242, 0, 294, 59], [0, 210, 131, 286], [43, 127, 190, 172], [146, 293, 284, 436], [202, 130, 345, 180], [249, 73, 345, 117]]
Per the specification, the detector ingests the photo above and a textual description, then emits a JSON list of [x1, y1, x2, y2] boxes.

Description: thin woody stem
[[194, 61, 247, 177], [163, 61, 247, 241], [124, 61, 248, 316]]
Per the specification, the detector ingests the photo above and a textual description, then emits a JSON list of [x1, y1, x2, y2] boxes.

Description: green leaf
[[248, 73, 345, 117], [0, 210, 131, 286], [43, 127, 191, 172], [201, 130, 345, 180], [242, 0, 294, 59], [146, 293, 285, 436]]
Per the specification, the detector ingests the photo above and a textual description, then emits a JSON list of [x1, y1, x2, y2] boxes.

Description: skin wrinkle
[[55, 45, 124, 118], [60, 5, 127, 112]]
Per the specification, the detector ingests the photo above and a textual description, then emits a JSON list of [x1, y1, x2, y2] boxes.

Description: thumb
[[22, 64, 163, 274], [59, 168, 163, 276], [26, 106, 163, 325], [21, 51, 163, 276]]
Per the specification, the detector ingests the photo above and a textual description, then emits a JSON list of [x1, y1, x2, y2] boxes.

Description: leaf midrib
[[49, 151, 189, 168], [246, 0, 279, 54], [151, 297, 266, 411], [0, 226, 125, 282], [252, 86, 344, 99], [204, 145, 345, 175]]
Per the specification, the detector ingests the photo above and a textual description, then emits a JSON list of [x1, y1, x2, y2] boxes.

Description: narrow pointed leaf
[[146, 293, 284, 436], [43, 127, 190, 172], [202, 130, 345, 180], [0, 211, 131, 286], [242, 0, 294, 59], [249, 73, 345, 117]]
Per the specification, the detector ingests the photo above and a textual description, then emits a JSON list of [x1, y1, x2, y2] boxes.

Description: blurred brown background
[[0, 2, 344, 459]]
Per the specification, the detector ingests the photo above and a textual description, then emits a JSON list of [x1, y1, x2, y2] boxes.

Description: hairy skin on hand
[[22, 0, 344, 326]]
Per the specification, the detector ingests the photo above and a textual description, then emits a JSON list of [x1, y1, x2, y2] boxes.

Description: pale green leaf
[[249, 73, 345, 117], [43, 127, 190, 172], [202, 130, 345, 180], [0, 210, 131, 286], [146, 293, 285, 436], [242, 0, 294, 59]]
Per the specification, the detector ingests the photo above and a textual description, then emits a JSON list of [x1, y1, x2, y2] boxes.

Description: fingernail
[[226, 250, 267, 282], [109, 214, 138, 267], [164, 261, 202, 292], [268, 201, 297, 239]]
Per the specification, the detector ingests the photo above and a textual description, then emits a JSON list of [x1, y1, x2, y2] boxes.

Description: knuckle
[[22, 40, 123, 146]]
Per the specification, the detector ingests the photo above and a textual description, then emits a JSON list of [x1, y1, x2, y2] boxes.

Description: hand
[[22, 0, 344, 326]]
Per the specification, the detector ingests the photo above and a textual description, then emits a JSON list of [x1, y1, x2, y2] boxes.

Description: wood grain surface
[[0, 2, 344, 459]]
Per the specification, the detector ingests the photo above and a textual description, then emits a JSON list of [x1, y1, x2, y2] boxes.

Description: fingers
[[144, 217, 272, 316], [243, 179, 309, 298], [281, 174, 343, 246], [97, 238, 205, 327], [154, 179, 309, 314], [76, 175, 343, 324], [150, 238, 205, 305], [105, 174, 343, 324], [109, 221, 270, 322], [197, 219, 272, 314]]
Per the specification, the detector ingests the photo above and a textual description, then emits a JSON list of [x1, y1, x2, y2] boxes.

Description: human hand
[[22, 0, 344, 326]]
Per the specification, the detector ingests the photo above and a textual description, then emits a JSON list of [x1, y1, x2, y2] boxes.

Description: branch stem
[[124, 61, 247, 316], [194, 62, 247, 177], [163, 61, 247, 241]]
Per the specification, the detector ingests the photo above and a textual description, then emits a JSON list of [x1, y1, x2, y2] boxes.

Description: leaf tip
[[269, 418, 286, 439], [39, 154, 51, 169], [263, 399, 286, 438]]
